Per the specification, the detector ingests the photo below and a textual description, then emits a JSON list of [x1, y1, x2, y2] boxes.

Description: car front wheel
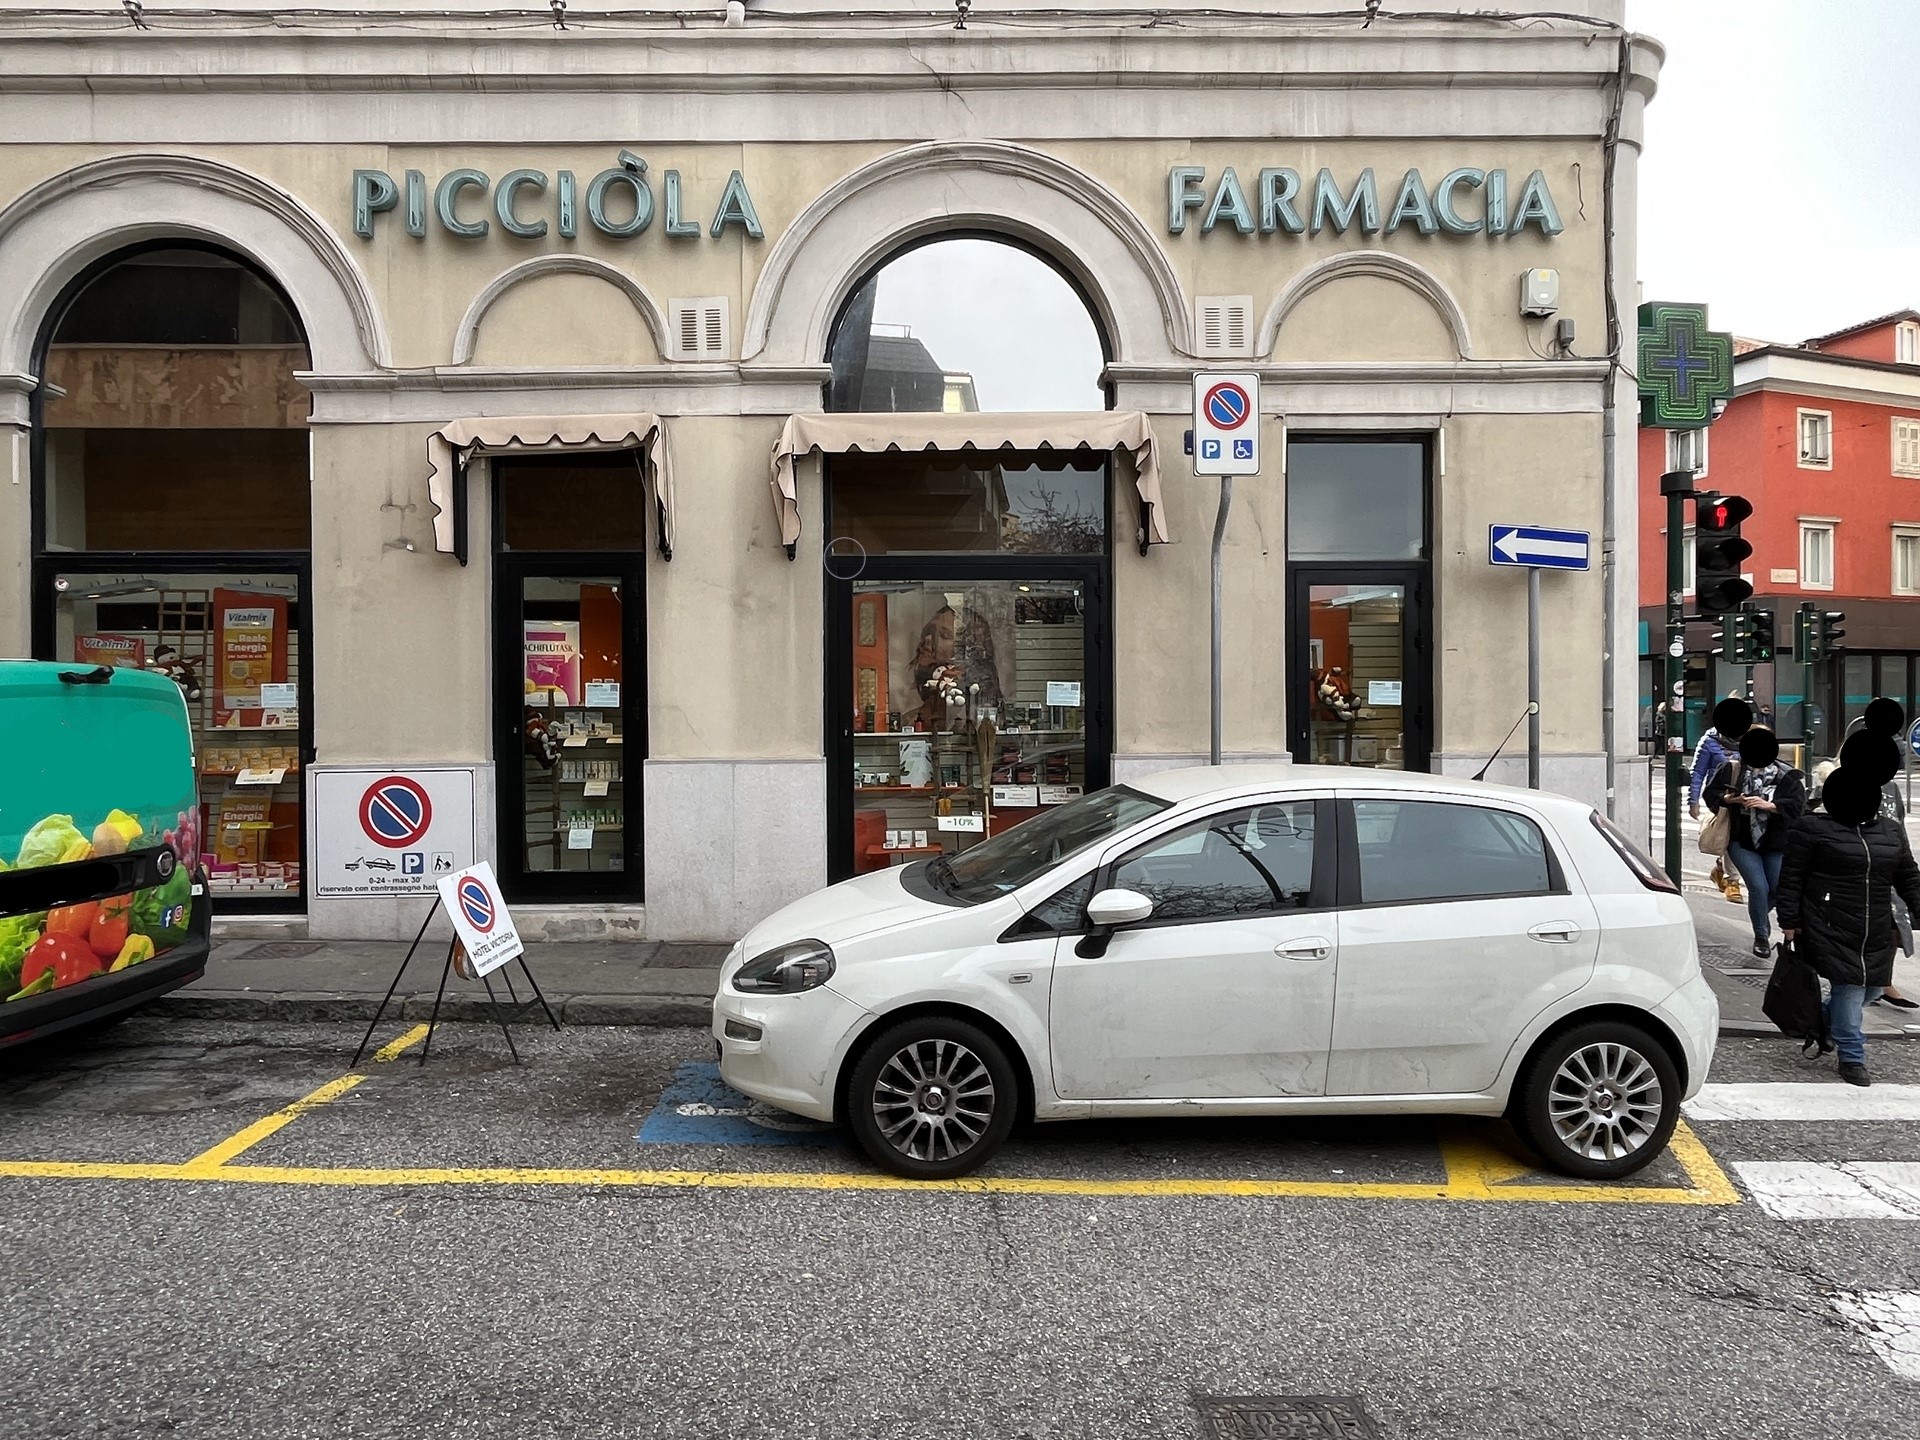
[[1511, 1020, 1680, 1180], [846, 1017, 1018, 1180]]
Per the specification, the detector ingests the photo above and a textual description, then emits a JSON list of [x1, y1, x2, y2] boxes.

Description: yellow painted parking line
[[369, 1024, 431, 1065], [174, 1027, 428, 1174], [0, 1119, 1740, 1203], [182, 1073, 368, 1171]]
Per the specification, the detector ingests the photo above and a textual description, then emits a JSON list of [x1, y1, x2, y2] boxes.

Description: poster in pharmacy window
[[213, 590, 288, 710], [524, 621, 582, 706]]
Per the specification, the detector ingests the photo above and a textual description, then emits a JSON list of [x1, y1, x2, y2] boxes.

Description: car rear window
[[1353, 799, 1554, 904]]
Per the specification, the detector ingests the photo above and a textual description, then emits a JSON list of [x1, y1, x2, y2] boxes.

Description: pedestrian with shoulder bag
[[1704, 727, 1806, 959]]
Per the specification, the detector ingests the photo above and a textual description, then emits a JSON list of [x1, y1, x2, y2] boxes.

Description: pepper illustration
[[108, 936, 155, 973]]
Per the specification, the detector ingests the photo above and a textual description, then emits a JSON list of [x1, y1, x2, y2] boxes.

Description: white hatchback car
[[713, 766, 1716, 1181]]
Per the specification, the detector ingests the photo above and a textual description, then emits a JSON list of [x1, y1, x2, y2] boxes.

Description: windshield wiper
[[925, 855, 956, 894]]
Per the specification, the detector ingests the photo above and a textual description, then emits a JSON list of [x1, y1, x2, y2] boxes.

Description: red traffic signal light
[[1698, 494, 1752, 535], [1694, 491, 1753, 616]]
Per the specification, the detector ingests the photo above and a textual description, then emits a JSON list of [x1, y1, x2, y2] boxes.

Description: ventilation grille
[[668, 296, 732, 361], [1195, 295, 1254, 357]]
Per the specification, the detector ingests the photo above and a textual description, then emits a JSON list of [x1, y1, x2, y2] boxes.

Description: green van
[[0, 659, 210, 1045]]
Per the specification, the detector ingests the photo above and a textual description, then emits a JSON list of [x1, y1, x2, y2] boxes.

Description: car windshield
[[929, 786, 1169, 903]]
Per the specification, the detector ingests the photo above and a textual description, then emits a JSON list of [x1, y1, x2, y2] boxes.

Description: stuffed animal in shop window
[[146, 645, 203, 704], [1312, 666, 1365, 723], [523, 710, 562, 770]]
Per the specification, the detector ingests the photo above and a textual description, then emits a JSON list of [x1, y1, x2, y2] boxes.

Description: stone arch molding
[[1259, 251, 1473, 361], [452, 255, 671, 366], [0, 153, 389, 377], [743, 140, 1194, 367]]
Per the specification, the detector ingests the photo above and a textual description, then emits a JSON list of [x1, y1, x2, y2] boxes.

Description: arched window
[[34, 244, 314, 911], [826, 236, 1106, 413]]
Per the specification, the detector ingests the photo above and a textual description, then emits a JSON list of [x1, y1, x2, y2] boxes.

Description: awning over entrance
[[769, 411, 1170, 559], [426, 413, 675, 563]]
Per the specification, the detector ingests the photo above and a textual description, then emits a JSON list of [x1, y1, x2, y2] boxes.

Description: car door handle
[[1529, 922, 1581, 944], [1276, 939, 1333, 961]]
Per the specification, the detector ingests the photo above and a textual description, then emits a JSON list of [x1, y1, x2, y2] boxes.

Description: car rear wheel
[[846, 1016, 1017, 1180], [1511, 1020, 1680, 1180]]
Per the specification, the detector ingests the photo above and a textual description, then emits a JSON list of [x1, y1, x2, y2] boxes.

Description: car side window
[[1007, 873, 1096, 937], [1110, 802, 1317, 923], [1352, 799, 1553, 904]]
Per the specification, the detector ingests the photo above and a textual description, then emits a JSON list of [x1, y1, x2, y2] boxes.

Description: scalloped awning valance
[[426, 413, 674, 562], [768, 411, 1169, 558]]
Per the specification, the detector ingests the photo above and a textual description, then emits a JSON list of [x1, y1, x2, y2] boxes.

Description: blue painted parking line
[[636, 1062, 838, 1147]]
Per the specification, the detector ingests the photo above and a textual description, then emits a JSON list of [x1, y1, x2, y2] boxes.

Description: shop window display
[[34, 245, 313, 906], [50, 573, 304, 899], [849, 579, 1089, 872]]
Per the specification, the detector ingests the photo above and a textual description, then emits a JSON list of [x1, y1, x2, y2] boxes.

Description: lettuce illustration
[[14, 815, 87, 870], [0, 913, 42, 995]]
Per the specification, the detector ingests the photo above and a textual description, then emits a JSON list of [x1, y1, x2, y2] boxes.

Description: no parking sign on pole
[[437, 861, 522, 977], [1191, 371, 1260, 477]]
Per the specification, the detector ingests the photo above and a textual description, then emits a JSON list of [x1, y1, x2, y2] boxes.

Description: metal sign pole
[[1661, 470, 1694, 885], [1210, 475, 1232, 766], [1528, 565, 1542, 788]]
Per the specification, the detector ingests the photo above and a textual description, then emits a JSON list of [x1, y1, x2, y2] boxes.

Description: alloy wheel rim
[[871, 1038, 996, 1163], [1547, 1042, 1665, 1162]]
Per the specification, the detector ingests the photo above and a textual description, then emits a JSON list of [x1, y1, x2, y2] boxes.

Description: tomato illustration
[[44, 901, 98, 942], [88, 895, 132, 960]]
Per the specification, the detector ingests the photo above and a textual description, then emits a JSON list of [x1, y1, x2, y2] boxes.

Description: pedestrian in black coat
[[1777, 766, 1920, 1087]]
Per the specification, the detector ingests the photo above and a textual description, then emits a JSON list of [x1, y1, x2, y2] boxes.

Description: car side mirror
[[1086, 888, 1154, 928]]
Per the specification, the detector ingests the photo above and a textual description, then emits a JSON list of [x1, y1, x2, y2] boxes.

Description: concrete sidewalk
[[1688, 889, 1920, 1041], [159, 935, 728, 1028]]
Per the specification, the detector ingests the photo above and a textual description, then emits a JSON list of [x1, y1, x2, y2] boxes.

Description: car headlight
[[731, 939, 836, 994]]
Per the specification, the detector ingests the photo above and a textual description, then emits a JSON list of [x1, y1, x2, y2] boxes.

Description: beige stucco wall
[[0, 14, 1652, 932]]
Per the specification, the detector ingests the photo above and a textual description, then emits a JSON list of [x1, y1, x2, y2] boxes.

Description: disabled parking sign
[[1191, 371, 1260, 477], [437, 861, 521, 976]]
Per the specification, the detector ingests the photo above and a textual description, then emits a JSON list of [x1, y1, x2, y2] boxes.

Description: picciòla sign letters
[[1168, 165, 1564, 238], [353, 150, 762, 242]]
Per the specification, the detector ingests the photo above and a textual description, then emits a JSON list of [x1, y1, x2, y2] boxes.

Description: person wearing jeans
[[1777, 764, 1920, 1088], [1704, 727, 1806, 958]]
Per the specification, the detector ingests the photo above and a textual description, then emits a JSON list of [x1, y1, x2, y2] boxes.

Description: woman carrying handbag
[[1703, 727, 1806, 959]]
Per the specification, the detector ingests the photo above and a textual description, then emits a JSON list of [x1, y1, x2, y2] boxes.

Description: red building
[[1639, 309, 1920, 753]]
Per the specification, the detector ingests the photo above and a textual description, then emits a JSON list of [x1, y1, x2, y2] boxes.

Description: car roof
[[1127, 764, 1593, 817]]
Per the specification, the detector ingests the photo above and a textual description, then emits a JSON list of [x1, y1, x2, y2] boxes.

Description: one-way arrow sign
[[1490, 524, 1590, 571]]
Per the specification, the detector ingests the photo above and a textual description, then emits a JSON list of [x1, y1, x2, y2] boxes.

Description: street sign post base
[[350, 902, 560, 1069]]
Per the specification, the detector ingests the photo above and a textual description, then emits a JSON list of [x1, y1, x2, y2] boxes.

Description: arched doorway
[[823, 235, 1115, 882], [31, 243, 314, 912]]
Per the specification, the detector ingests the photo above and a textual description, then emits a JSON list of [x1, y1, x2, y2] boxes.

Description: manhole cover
[[244, 941, 326, 960], [1194, 1396, 1383, 1439]]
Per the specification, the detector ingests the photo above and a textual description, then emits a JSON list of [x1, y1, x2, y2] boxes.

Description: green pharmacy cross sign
[[1638, 301, 1734, 429]]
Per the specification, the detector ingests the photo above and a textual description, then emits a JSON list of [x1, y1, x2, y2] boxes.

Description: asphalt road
[[1, 1014, 1916, 1440]]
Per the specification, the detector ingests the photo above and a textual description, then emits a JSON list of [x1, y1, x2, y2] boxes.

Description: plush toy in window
[[147, 645, 203, 704], [523, 710, 562, 770], [1312, 666, 1365, 723]]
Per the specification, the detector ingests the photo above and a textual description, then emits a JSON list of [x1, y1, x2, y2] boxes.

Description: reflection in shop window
[[831, 452, 1106, 556], [826, 238, 1104, 413]]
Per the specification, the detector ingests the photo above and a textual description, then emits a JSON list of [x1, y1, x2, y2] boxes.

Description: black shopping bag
[[1762, 939, 1832, 1055]]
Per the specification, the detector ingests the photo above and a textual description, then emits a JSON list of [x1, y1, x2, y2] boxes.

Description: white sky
[[1630, 0, 1920, 344]]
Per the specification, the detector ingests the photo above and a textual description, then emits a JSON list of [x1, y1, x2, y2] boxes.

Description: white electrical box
[[1520, 268, 1560, 317]]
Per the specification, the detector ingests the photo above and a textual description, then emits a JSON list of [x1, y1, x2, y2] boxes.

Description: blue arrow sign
[[1490, 525, 1591, 571]]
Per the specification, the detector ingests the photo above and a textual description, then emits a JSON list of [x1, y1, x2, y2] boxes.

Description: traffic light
[[1799, 603, 1846, 661], [1817, 609, 1846, 659], [1712, 610, 1748, 662], [1750, 607, 1775, 664], [1693, 492, 1753, 615]]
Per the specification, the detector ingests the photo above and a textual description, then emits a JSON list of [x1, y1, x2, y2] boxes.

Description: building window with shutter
[[1665, 427, 1707, 475], [1797, 409, 1833, 469], [1895, 418, 1920, 478], [1895, 529, 1920, 596], [1899, 321, 1920, 366], [1800, 521, 1836, 590]]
